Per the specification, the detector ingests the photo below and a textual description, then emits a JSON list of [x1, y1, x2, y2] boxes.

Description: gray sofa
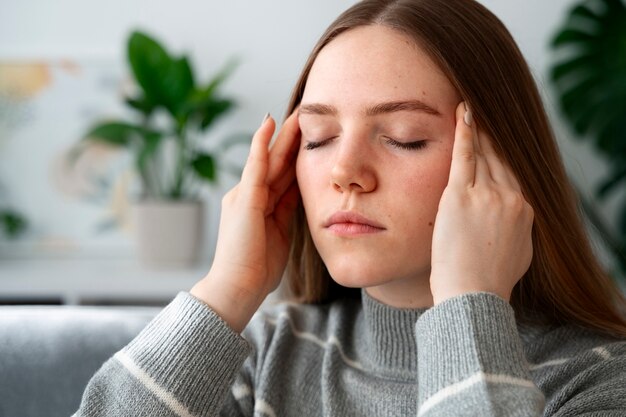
[[0, 305, 158, 417]]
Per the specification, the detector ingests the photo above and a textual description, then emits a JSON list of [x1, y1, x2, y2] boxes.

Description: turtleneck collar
[[359, 288, 430, 379]]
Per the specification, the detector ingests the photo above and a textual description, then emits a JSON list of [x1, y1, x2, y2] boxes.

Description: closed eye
[[303, 137, 337, 150], [384, 137, 427, 150]]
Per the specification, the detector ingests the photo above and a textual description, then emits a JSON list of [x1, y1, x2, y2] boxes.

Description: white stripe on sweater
[[114, 351, 196, 417], [266, 312, 365, 371], [255, 399, 278, 417], [231, 382, 278, 417], [529, 345, 615, 370], [417, 371, 537, 416], [528, 358, 568, 370], [593, 346, 612, 360], [232, 383, 252, 400]]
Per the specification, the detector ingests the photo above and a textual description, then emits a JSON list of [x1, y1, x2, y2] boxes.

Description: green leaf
[[559, 76, 603, 135], [550, 54, 597, 82], [125, 95, 156, 116], [0, 210, 28, 238], [595, 116, 626, 155], [84, 122, 143, 146], [127, 31, 195, 117], [569, 4, 600, 23], [199, 99, 234, 130], [605, 0, 626, 14], [597, 164, 626, 199], [191, 153, 216, 181], [552, 28, 597, 47], [128, 32, 172, 103], [166, 56, 195, 115]]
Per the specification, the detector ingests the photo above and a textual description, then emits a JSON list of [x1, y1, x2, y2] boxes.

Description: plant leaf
[[191, 153, 216, 181], [0, 210, 28, 238], [597, 164, 626, 199], [83, 122, 143, 146], [125, 95, 156, 117], [199, 99, 235, 130], [569, 4, 600, 23], [550, 54, 597, 82], [128, 32, 172, 105], [166, 56, 195, 116], [127, 31, 195, 117], [552, 27, 597, 47]]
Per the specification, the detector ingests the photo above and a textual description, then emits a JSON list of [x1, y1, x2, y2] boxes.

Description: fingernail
[[463, 103, 473, 126], [262, 112, 271, 124]]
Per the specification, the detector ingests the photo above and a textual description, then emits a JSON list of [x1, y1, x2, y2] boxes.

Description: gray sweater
[[75, 290, 626, 416]]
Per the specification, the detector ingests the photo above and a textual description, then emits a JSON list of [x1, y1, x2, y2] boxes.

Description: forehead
[[302, 25, 459, 110]]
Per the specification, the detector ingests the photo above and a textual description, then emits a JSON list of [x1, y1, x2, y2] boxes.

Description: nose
[[330, 137, 377, 193]]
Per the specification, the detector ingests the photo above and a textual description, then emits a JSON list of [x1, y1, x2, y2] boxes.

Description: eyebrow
[[298, 99, 442, 117]]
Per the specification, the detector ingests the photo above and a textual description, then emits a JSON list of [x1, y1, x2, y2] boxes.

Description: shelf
[[0, 257, 210, 306]]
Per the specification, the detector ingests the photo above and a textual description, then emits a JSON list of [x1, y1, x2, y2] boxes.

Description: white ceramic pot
[[132, 200, 204, 268]]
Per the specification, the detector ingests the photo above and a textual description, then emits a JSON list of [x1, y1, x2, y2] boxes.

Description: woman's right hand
[[191, 112, 301, 332]]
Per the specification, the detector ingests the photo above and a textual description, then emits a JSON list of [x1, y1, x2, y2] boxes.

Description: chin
[[324, 260, 397, 289], [321, 250, 432, 291]]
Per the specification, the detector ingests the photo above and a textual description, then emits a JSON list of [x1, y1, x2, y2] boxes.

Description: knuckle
[[500, 190, 526, 211], [222, 188, 237, 205], [478, 188, 500, 205], [459, 150, 475, 163]]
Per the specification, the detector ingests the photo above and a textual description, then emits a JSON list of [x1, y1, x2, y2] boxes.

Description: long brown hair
[[284, 0, 626, 337]]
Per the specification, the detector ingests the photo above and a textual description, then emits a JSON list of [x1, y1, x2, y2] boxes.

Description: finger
[[267, 111, 301, 185], [478, 130, 522, 191], [449, 101, 476, 188], [266, 164, 297, 216], [271, 164, 296, 200], [467, 104, 492, 184], [240, 114, 276, 188], [274, 182, 301, 237]]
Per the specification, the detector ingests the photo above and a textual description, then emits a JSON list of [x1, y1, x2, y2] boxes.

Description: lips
[[324, 211, 386, 235]]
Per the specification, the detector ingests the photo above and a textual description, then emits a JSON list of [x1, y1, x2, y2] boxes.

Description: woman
[[76, 0, 626, 415]]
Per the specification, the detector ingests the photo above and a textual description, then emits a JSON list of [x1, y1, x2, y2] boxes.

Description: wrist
[[190, 275, 265, 333], [430, 275, 511, 306]]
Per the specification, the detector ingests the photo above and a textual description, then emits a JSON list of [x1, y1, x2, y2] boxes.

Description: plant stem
[[139, 117, 160, 199], [172, 123, 188, 199]]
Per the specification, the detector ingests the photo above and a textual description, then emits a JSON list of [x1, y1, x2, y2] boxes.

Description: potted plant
[[549, 0, 626, 282], [77, 30, 241, 267]]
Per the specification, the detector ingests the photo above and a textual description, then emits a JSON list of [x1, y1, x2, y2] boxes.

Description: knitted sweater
[[75, 290, 626, 416]]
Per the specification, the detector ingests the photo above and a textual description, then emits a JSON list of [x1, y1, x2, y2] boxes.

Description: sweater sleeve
[[415, 292, 545, 417], [73, 292, 254, 417]]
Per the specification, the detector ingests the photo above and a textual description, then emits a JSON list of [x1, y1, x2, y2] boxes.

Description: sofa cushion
[[0, 306, 157, 417]]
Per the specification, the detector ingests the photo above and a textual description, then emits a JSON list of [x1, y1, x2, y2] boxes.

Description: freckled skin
[[296, 26, 461, 299]]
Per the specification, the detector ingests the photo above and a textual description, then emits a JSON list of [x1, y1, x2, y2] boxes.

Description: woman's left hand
[[429, 101, 534, 305]]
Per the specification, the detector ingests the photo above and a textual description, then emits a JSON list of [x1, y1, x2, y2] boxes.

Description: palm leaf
[[550, 0, 626, 279]]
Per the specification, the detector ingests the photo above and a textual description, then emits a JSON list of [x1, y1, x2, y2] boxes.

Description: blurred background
[[0, 0, 624, 306]]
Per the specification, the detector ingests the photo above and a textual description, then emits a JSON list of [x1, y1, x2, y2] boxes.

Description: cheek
[[296, 152, 321, 203], [402, 153, 452, 213]]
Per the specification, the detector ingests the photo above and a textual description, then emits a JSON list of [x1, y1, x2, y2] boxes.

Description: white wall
[[0, 0, 618, 264]]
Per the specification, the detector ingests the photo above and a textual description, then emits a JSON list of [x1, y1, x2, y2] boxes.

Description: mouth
[[324, 211, 386, 236]]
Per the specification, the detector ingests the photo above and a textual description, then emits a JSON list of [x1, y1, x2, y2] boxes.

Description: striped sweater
[[75, 290, 626, 416]]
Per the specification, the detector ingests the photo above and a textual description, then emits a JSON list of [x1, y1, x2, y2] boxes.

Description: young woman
[[76, 0, 626, 415]]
